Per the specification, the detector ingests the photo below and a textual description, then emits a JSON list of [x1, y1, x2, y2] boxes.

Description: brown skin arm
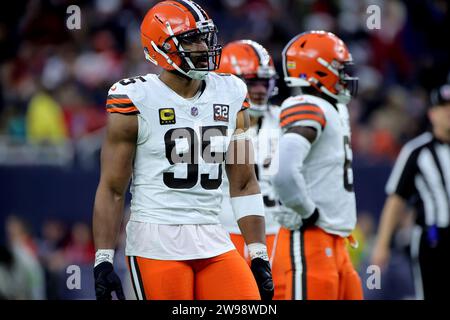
[[93, 113, 138, 250], [371, 194, 407, 269], [226, 109, 266, 245], [286, 126, 317, 143]]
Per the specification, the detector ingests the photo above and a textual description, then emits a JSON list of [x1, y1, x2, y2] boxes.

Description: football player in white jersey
[[216, 40, 290, 299], [272, 31, 363, 300], [92, 0, 273, 300]]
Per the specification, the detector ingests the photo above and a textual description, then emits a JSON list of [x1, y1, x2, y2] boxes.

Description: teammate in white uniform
[[220, 108, 281, 237], [92, 0, 273, 301], [217, 40, 281, 238], [272, 31, 363, 300], [216, 40, 292, 299], [276, 94, 356, 235]]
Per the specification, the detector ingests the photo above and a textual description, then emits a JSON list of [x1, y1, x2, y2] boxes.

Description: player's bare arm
[[93, 113, 137, 249], [92, 113, 137, 300], [371, 194, 407, 269], [226, 108, 274, 300], [226, 109, 266, 244]]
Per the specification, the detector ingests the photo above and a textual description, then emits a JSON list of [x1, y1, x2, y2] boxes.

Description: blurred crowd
[[0, 213, 134, 300], [1, 0, 449, 164], [1, 215, 90, 299], [1, 0, 449, 300]]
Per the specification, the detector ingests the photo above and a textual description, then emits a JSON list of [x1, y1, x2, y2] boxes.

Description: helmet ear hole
[[300, 41, 307, 48], [315, 71, 327, 77]]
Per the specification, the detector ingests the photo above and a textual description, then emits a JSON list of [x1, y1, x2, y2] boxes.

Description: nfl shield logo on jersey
[[191, 106, 199, 117]]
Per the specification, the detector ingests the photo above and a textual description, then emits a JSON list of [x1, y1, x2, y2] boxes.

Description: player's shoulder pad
[[211, 72, 248, 102], [105, 75, 148, 115], [212, 72, 249, 111], [279, 95, 327, 131], [214, 72, 247, 95], [228, 74, 250, 111], [229, 73, 248, 96]]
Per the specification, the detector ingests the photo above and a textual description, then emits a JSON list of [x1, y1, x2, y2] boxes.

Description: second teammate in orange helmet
[[217, 40, 288, 300], [273, 31, 363, 299]]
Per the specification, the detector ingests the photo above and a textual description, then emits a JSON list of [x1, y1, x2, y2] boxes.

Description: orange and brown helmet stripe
[[172, 0, 209, 23], [106, 94, 139, 115], [241, 40, 275, 78], [244, 40, 268, 68]]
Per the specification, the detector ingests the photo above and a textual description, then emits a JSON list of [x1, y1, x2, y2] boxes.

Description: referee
[[371, 83, 450, 300]]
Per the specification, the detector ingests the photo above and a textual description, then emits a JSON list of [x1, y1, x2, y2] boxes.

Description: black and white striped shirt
[[386, 132, 450, 228]]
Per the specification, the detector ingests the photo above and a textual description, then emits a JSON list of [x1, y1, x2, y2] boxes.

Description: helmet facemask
[[243, 66, 278, 118], [315, 57, 358, 104], [160, 20, 222, 80], [337, 61, 358, 103]]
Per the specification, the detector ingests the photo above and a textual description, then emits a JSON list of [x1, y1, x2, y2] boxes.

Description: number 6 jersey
[[106, 72, 248, 225], [278, 94, 357, 237]]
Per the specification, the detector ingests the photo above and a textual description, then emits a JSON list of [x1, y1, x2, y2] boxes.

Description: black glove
[[94, 261, 125, 300], [301, 208, 320, 230], [250, 258, 274, 301]]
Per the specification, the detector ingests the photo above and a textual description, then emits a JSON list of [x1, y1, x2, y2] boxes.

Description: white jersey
[[105, 72, 249, 259], [109, 73, 248, 224], [219, 105, 282, 235], [278, 94, 357, 236], [125, 221, 234, 260]]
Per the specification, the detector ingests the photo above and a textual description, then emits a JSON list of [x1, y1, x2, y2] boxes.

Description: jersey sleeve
[[385, 145, 419, 200], [279, 98, 326, 137], [105, 82, 140, 115]]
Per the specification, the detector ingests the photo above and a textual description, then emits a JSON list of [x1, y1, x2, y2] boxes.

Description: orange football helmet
[[217, 40, 278, 116], [141, 0, 221, 80], [282, 31, 357, 104]]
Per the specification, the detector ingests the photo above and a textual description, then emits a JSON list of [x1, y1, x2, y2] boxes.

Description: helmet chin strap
[[248, 108, 265, 118], [248, 102, 268, 118]]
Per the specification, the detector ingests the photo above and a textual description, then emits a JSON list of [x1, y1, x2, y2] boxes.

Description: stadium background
[[0, 0, 449, 299]]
